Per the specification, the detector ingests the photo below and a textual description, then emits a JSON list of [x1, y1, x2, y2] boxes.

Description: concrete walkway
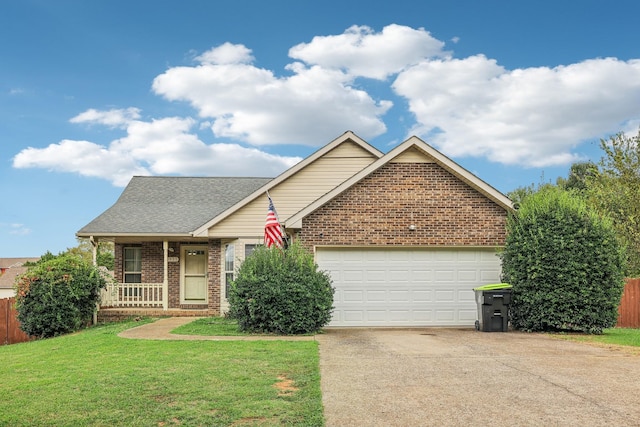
[[117, 317, 317, 341]]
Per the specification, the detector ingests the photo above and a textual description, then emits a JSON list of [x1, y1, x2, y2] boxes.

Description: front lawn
[[0, 320, 323, 426], [553, 328, 640, 350], [171, 317, 320, 337], [171, 316, 249, 336]]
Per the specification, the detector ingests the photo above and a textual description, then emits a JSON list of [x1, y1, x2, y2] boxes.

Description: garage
[[316, 247, 502, 327]]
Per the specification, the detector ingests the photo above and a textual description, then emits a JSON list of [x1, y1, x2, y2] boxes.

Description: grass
[[171, 317, 320, 337], [0, 319, 324, 426], [171, 316, 249, 336], [553, 327, 640, 349]]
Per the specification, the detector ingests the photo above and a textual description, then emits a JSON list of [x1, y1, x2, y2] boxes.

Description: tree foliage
[[14, 253, 110, 338], [228, 242, 334, 335], [501, 186, 626, 333], [558, 161, 598, 195], [66, 238, 115, 270], [586, 130, 640, 275]]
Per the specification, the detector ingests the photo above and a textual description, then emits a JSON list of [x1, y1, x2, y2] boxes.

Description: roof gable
[[285, 136, 514, 229], [192, 131, 383, 237]]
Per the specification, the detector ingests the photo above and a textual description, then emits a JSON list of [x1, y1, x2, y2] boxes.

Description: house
[[0, 258, 39, 299], [77, 131, 513, 326]]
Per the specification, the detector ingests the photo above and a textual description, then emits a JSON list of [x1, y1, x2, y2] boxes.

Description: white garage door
[[316, 248, 502, 327]]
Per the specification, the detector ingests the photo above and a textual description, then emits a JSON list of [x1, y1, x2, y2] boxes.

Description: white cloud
[[8, 224, 31, 236], [13, 139, 148, 186], [196, 42, 254, 65], [289, 24, 448, 79], [622, 120, 640, 137], [14, 24, 640, 184], [393, 56, 640, 166], [70, 107, 141, 128], [152, 39, 392, 146], [13, 112, 301, 186]]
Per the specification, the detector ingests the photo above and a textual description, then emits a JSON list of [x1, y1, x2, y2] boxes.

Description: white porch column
[[90, 236, 98, 266], [91, 236, 98, 324], [163, 240, 169, 310]]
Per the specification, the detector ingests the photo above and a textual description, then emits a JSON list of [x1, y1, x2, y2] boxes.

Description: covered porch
[[88, 237, 222, 316]]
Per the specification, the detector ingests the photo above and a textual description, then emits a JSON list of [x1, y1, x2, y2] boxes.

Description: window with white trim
[[123, 247, 142, 296], [224, 244, 235, 298]]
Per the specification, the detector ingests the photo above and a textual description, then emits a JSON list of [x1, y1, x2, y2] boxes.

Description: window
[[245, 244, 259, 258], [225, 244, 235, 298], [123, 247, 142, 283], [123, 247, 141, 297]]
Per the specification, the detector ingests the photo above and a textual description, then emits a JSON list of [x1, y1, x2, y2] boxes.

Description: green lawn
[[171, 317, 319, 337], [0, 320, 323, 426], [171, 316, 249, 336], [553, 328, 640, 349]]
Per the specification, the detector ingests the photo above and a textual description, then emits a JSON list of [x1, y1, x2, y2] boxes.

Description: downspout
[[163, 241, 169, 310]]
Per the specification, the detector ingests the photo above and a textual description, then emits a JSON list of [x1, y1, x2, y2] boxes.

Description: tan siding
[[208, 141, 377, 237], [391, 147, 434, 163], [322, 140, 376, 158]]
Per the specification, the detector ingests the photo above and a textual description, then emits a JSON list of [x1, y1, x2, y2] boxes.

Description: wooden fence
[[617, 278, 640, 328], [1, 297, 31, 345]]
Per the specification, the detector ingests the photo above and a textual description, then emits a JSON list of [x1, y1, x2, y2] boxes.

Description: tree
[[14, 253, 110, 338], [501, 186, 626, 333], [559, 161, 598, 195], [507, 182, 557, 208], [228, 242, 334, 335], [586, 130, 640, 275], [65, 238, 115, 270]]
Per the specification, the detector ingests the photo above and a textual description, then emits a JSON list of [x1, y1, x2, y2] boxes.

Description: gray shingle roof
[[77, 176, 272, 235]]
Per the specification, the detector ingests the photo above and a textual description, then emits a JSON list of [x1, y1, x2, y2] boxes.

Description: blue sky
[[2, 0, 640, 257]]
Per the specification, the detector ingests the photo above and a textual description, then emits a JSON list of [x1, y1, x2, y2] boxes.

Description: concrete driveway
[[317, 328, 640, 426]]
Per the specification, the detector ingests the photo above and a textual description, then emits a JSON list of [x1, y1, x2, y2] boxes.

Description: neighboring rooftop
[[77, 176, 273, 236], [0, 258, 38, 268], [0, 258, 39, 290]]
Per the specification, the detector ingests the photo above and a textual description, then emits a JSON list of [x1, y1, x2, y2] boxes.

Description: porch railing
[[101, 283, 164, 308]]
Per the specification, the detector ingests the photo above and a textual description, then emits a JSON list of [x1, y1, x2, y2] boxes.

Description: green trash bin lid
[[473, 283, 512, 291]]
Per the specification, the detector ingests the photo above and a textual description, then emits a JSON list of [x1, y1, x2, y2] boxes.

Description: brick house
[[77, 131, 513, 326]]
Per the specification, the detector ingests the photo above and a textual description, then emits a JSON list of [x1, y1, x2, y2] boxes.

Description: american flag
[[264, 196, 284, 248]]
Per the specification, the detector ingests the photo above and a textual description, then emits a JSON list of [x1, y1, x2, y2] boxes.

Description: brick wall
[[299, 162, 508, 248], [114, 244, 124, 283], [208, 239, 221, 314]]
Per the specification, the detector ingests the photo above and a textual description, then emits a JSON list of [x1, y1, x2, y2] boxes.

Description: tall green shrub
[[501, 187, 626, 333], [228, 242, 334, 335], [14, 254, 109, 338]]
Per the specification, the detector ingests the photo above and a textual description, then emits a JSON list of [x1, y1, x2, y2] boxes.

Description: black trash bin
[[474, 283, 512, 332]]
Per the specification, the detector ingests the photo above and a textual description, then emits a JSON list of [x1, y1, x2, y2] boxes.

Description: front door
[[181, 246, 208, 304]]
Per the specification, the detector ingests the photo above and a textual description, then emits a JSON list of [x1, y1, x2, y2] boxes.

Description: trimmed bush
[[228, 242, 334, 334], [14, 254, 109, 338], [501, 187, 626, 334]]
